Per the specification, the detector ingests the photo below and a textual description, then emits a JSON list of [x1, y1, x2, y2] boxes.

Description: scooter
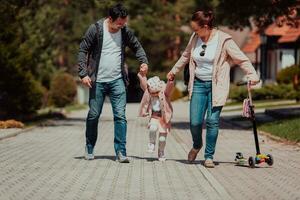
[[235, 81, 274, 168]]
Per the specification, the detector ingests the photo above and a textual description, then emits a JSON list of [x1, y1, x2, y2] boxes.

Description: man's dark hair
[[108, 3, 128, 21]]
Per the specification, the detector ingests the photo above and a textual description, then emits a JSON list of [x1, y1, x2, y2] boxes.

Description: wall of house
[[280, 49, 296, 69], [297, 48, 300, 65], [267, 50, 278, 81]]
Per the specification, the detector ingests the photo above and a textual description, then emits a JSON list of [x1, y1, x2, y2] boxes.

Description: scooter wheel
[[266, 154, 274, 166], [248, 156, 256, 168]]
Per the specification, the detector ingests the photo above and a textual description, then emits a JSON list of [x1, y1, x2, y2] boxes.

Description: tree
[[124, 0, 195, 72], [195, 0, 299, 30], [0, 1, 44, 119]]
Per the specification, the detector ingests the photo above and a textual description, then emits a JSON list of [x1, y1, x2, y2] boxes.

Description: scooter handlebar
[[236, 81, 248, 86]]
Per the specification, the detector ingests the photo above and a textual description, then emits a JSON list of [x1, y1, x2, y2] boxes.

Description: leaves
[[1, 0, 298, 117]]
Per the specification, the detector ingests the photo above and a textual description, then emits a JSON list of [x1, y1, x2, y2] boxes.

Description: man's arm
[[125, 27, 149, 65], [77, 24, 97, 79]]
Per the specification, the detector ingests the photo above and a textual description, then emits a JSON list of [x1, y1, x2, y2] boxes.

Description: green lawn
[[258, 118, 300, 142], [65, 104, 87, 113], [223, 100, 299, 112], [24, 104, 87, 127], [225, 99, 292, 106]]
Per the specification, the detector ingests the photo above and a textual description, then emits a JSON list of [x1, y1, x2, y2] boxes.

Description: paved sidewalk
[[0, 102, 299, 200]]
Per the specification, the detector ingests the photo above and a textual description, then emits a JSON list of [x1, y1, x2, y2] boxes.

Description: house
[[241, 21, 300, 83], [218, 26, 252, 83]]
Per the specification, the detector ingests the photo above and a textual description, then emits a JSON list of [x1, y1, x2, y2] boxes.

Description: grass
[[64, 104, 87, 113], [225, 99, 291, 106], [37, 104, 87, 114], [23, 104, 87, 127], [227, 116, 300, 143], [223, 99, 300, 143], [258, 118, 300, 143], [223, 100, 299, 112]]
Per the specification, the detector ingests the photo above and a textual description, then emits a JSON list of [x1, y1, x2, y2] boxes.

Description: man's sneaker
[[85, 145, 94, 160], [116, 152, 130, 163], [147, 143, 155, 153], [204, 159, 215, 168], [158, 151, 166, 161]]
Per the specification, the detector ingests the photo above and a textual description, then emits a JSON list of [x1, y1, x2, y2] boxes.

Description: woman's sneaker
[[85, 145, 94, 160], [187, 148, 200, 163], [204, 159, 215, 168], [158, 151, 166, 161], [147, 143, 155, 153]]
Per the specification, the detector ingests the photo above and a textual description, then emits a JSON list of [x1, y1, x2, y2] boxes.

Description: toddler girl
[[137, 72, 174, 161]]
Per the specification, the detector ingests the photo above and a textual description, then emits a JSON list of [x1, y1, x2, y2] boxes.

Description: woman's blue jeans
[[86, 78, 127, 156], [190, 78, 222, 160]]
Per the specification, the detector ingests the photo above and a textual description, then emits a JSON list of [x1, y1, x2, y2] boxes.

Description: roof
[[278, 25, 300, 43], [265, 23, 291, 36], [219, 26, 250, 47], [242, 20, 300, 53], [242, 31, 261, 53]]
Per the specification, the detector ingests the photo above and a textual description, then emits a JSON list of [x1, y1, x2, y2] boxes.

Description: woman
[[167, 7, 259, 168]]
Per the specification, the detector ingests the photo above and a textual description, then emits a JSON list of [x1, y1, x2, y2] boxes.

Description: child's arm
[[137, 72, 148, 91], [164, 77, 175, 97]]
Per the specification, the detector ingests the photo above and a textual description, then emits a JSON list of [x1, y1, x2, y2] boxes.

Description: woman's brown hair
[[191, 7, 215, 29]]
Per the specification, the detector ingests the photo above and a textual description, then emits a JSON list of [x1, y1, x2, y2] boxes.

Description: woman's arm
[[125, 27, 149, 65], [226, 39, 260, 83], [170, 33, 196, 75]]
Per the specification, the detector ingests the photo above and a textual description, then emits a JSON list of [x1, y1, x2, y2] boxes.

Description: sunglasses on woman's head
[[200, 44, 207, 56]]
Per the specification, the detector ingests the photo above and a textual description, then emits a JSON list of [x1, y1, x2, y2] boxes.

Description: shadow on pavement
[[73, 155, 272, 169], [74, 155, 116, 161]]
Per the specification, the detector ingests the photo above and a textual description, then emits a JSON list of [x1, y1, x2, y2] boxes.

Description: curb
[[0, 126, 36, 141], [259, 130, 300, 147], [221, 118, 300, 147]]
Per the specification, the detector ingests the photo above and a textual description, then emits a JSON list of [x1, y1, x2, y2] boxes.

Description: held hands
[[249, 80, 260, 86], [167, 71, 175, 81], [81, 76, 92, 88], [139, 63, 148, 76]]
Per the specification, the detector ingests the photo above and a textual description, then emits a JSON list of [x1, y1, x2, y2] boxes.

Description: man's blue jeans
[[86, 78, 127, 156], [190, 78, 223, 160]]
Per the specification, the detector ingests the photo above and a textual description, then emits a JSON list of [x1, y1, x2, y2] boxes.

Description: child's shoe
[[147, 143, 155, 153], [158, 151, 166, 161]]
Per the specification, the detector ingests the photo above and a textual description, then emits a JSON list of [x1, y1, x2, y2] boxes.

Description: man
[[78, 3, 148, 163]]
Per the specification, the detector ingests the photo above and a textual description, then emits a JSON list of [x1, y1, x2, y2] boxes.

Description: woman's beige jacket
[[171, 30, 260, 107]]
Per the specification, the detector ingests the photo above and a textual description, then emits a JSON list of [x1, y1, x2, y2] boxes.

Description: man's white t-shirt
[[96, 19, 122, 82]]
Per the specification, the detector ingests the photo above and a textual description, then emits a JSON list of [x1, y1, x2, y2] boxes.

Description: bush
[[253, 84, 294, 100], [229, 83, 295, 101], [229, 84, 248, 101], [0, 66, 44, 119], [277, 64, 300, 84], [0, 120, 24, 129], [49, 72, 77, 108]]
